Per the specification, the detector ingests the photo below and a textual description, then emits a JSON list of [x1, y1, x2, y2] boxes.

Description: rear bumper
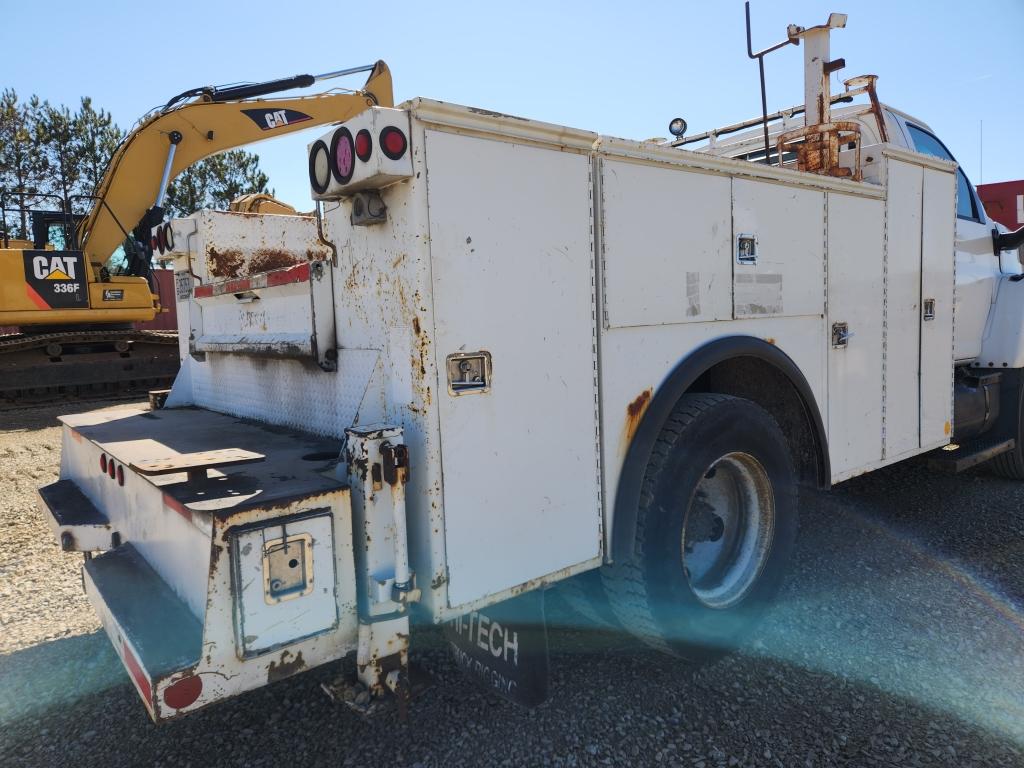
[[37, 405, 362, 721]]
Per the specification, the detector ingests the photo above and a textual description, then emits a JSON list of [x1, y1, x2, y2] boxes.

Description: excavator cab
[[30, 210, 83, 250]]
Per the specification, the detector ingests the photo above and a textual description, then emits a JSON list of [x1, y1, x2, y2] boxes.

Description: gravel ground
[[2, 401, 1024, 767]]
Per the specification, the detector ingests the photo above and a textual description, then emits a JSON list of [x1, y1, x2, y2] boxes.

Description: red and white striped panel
[[193, 261, 312, 299]]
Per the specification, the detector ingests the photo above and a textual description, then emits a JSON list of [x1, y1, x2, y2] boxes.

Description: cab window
[[905, 123, 982, 222]]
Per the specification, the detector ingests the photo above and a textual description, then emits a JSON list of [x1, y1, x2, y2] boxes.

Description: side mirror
[[993, 226, 1024, 257]]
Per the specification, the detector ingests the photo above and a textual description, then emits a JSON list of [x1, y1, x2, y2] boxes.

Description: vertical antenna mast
[[980, 119, 984, 184]]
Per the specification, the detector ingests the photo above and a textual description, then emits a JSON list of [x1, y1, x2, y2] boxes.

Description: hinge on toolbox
[[381, 443, 409, 485]]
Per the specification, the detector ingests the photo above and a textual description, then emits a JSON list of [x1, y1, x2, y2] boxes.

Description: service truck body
[[38, 18, 1024, 720]]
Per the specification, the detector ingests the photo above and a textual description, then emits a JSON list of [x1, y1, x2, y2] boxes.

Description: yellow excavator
[[0, 61, 393, 403]]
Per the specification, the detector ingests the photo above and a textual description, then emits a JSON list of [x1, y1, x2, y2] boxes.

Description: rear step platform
[[84, 544, 202, 711], [926, 438, 1016, 473], [38, 479, 115, 551]]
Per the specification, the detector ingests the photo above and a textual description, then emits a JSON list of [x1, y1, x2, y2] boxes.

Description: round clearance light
[[156, 225, 167, 254], [355, 129, 373, 162], [379, 126, 408, 160], [108, 460, 116, 479], [163, 223, 175, 252], [668, 117, 688, 138], [308, 139, 331, 194], [116, 465, 124, 486], [330, 127, 355, 185], [99, 454, 107, 473]]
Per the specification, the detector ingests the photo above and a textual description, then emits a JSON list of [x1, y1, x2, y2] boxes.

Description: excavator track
[[0, 330, 180, 409]]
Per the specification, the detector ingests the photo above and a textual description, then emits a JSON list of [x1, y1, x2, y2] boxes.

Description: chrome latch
[[831, 322, 852, 348], [263, 533, 314, 604], [923, 298, 935, 321], [447, 351, 492, 395], [736, 234, 758, 265]]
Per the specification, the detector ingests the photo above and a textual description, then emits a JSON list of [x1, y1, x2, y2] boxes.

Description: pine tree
[[0, 89, 47, 240], [74, 97, 124, 204], [165, 150, 271, 217]]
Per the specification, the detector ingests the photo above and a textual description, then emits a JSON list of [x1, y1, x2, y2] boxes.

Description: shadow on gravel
[[3, 451, 1024, 766], [1, 627, 1020, 768], [0, 631, 125, 726]]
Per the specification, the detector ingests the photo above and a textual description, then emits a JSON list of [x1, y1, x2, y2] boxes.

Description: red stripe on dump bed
[[163, 492, 193, 523], [267, 262, 311, 287], [192, 261, 313, 298], [122, 640, 153, 709]]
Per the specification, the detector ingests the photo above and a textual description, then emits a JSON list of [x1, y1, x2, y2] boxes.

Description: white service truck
[[38, 12, 1024, 720]]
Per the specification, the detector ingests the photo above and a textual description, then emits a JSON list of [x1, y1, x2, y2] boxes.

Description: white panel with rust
[[425, 129, 602, 608]]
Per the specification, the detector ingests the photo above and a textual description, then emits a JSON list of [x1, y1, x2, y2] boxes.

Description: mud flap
[[443, 590, 549, 707]]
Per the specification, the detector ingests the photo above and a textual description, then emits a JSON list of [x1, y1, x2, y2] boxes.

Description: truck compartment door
[[919, 167, 956, 448], [885, 160, 924, 458], [424, 130, 601, 608], [731, 180, 825, 320], [880, 155, 955, 462], [826, 193, 885, 478]]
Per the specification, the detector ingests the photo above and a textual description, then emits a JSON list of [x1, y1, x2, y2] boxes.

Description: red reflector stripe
[[122, 641, 153, 709], [163, 492, 192, 523], [267, 262, 311, 287], [193, 262, 314, 298], [223, 279, 251, 293]]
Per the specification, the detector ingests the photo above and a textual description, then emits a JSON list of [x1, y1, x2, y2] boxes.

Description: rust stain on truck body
[[622, 388, 653, 454]]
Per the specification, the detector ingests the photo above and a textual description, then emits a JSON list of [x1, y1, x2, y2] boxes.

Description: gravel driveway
[[2, 401, 1023, 767]]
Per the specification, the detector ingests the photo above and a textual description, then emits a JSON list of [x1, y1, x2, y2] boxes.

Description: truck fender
[[610, 336, 830, 562], [977, 276, 1024, 369]]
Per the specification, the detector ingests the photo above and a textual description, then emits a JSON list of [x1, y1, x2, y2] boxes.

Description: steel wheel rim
[[681, 451, 775, 609]]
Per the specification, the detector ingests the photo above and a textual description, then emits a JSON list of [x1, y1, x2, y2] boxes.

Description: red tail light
[[108, 460, 116, 479], [355, 129, 372, 162], [117, 465, 125, 486], [100, 454, 107, 473], [330, 127, 355, 185], [380, 126, 408, 160], [150, 235, 159, 252], [156, 226, 166, 254], [163, 223, 175, 252]]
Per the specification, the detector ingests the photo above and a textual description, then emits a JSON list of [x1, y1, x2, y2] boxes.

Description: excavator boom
[[1, 60, 392, 405], [80, 60, 393, 264]]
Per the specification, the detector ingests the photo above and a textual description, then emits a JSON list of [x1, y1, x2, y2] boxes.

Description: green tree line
[[0, 88, 270, 241]]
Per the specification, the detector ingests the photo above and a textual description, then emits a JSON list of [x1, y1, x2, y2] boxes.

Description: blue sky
[[5, 0, 1022, 210]]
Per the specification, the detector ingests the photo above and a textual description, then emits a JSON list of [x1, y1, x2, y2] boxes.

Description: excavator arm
[[79, 61, 393, 265]]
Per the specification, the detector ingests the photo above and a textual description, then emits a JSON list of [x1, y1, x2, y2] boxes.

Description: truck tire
[[602, 393, 798, 660]]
